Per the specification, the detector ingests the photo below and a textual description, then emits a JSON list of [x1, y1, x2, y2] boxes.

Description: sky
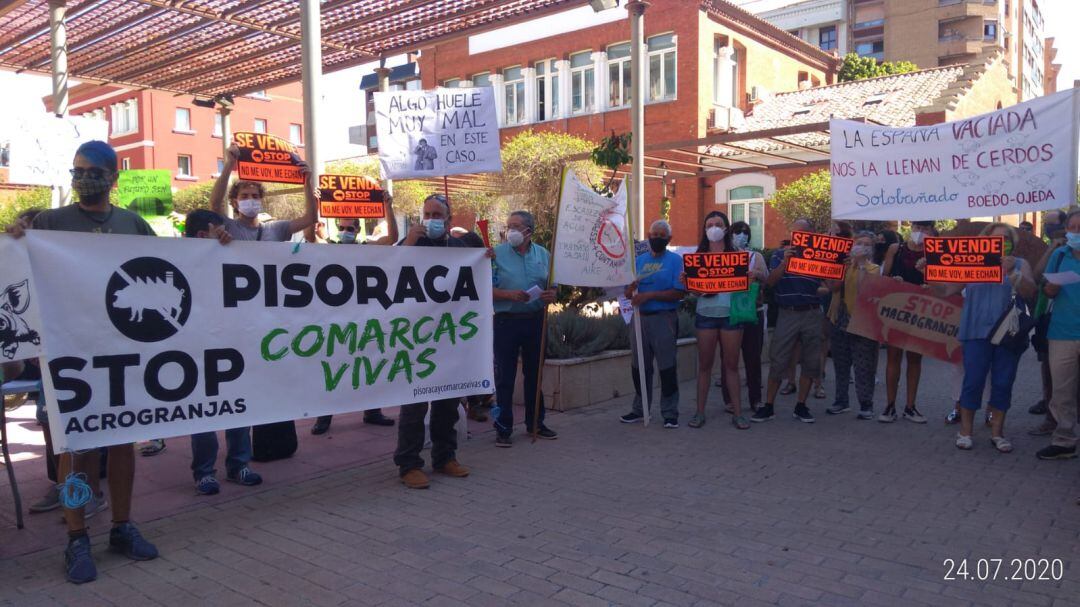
[[1, 0, 1077, 148]]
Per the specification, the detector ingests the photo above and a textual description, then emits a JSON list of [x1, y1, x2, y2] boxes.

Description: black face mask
[[649, 237, 670, 253]]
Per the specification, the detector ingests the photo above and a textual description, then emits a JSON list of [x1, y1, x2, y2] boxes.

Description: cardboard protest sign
[[683, 252, 749, 294], [847, 273, 964, 364], [787, 231, 853, 280], [0, 236, 43, 363], [318, 174, 385, 219], [233, 131, 304, 184], [551, 170, 634, 288], [23, 231, 494, 451], [830, 88, 1079, 221], [924, 236, 1003, 283], [374, 87, 502, 180], [118, 170, 173, 216], [4, 113, 108, 187]]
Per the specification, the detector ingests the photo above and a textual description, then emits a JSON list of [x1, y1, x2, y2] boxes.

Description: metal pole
[[376, 65, 394, 237], [628, 1, 649, 240], [219, 105, 233, 218], [48, 0, 70, 208], [300, 0, 323, 174]]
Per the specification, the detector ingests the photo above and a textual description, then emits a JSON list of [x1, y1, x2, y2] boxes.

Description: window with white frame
[[648, 33, 676, 101], [111, 99, 138, 136], [443, 78, 461, 88], [534, 59, 560, 120], [121, 157, 130, 171], [503, 66, 526, 125], [569, 51, 595, 114], [714, 42, 739, 107], [472, 72, 491, 88], [289, 124, 303, 145], [177, 155, 193, 177], [174, 107, 191, 131], [248, 89, 269, 99], [607, 42, 632, 108], [213, 113, 224, 137], [727, 185, 765, 250], [216, 158, 225, 174], [254, 118, 267, 134]]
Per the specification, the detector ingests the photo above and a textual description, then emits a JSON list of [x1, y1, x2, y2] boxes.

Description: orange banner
[[234, 132, 303, 184], [924, 236, 1003, 284], [787, 231, 853, 281], [683, 251, 749, 294], [317, 174, 385, 218], [846, 273, 964, 364]]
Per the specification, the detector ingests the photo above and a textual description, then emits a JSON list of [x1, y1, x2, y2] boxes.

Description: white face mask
[[909, 230, 926, 245], [732, 233, 750, 250], [706, 226, 726, 242], [506, 229, 525, 247], [851, 244, 872, 259], [237, 198, 262, 218]]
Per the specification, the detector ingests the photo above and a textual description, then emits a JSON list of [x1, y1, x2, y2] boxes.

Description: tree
[[495, 130, 603, 248], [0, 187, 52, 228], [838, 53, 918, 82], [767, 169, 832, 232]]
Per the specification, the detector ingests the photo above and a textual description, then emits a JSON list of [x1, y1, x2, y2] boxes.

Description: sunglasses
[[70, 167, 111, 179], [336, 224, 357, 232]]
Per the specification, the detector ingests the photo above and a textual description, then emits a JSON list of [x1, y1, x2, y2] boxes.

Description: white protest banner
[[0, 236, 43, 363], [374, 87, 502, 180], [24, 231, 494, 451], [4, 114, 109, 187], [551, 170, 634, 288], [830, 88, 1080, 221]]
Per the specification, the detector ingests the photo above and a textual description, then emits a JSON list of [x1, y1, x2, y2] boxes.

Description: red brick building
[[43, 82, 304, 190], [413, 0, 838, 246]]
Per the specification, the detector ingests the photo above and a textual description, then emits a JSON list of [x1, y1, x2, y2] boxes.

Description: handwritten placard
[[551, 170, 633, 288], [924, 236, 1003, 283], [683, 252, 749, 294], [373, 87, 502, 180], [233, 132, 303, 184], [787, 231, 853, 281], [830, 89, 1079, 220], [317, 174, 385, 218]]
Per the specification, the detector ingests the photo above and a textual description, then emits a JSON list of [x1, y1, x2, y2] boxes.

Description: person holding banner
[[753, 219, 821, 424], [490, 211, 558, 446], [825, 231, 881, 419], [211, 144, 318, 242], [880, 221, 936, 424], [685, 212, 765, 430], [619, 220, 686, 428], [6, 141, 158, 584], [311, 200, 401, 435], [942, 223, 1036, 453], [394, 193, 470, 488], [1035, 210, 1080, 461]]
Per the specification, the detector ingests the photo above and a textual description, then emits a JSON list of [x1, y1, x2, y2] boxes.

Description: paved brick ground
[[1, 352, 1078, 606]]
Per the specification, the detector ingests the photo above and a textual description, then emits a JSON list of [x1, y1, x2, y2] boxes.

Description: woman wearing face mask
[[874, 229, 901, 267], [717, 221, 767, 413], [937, 223, 1036, 452], [880, 221, 936, 424], [684, 212, 765, 430], [825, 231, 880, 419], [1035, 210, 1080, 461], [210, 144, 319, 242]]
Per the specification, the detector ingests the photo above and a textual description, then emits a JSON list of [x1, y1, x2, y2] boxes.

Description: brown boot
[[435, 460, 469, 478], [401, 469, 430, 489]]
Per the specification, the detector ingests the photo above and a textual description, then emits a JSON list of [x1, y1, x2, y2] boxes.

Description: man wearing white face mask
[[210, 144, 319, 242], [490, 211, 558, 446]]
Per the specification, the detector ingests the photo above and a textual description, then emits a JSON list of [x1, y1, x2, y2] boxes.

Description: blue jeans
[[190, 428, 252, 480], [959, 338, 1021, 411], [494, 313, 545, 437]]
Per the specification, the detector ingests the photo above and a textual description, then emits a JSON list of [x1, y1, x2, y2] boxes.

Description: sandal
[[688, 413, 706, 428], [779, 382, 796, 396], [955, 434, 973, 450], [990, 436, 1013, 453], [732, 415, 750, 430]]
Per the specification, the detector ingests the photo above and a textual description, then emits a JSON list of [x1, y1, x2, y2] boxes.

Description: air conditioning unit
[[712, 106, 746, 131]]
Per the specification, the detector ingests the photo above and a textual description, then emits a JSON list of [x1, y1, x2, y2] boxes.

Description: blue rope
[[59, 472, 92, 510]]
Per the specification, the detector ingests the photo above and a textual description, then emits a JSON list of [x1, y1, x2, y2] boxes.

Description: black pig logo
[[0, 280, 39, 360]]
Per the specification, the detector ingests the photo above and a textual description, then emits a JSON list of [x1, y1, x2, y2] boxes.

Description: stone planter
[[513, 338, 698, 411]]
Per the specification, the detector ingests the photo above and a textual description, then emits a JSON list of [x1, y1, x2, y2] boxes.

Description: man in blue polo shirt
[[620, 220, 686, 428], [753, 218, 823, 424], [491, 211, 557, 447]]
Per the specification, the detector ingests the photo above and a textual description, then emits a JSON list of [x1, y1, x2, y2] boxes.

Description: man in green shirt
[[491, 211, 557, 447]]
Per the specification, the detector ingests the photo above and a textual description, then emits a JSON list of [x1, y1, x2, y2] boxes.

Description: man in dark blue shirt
[[752, 219, 824, 424]]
